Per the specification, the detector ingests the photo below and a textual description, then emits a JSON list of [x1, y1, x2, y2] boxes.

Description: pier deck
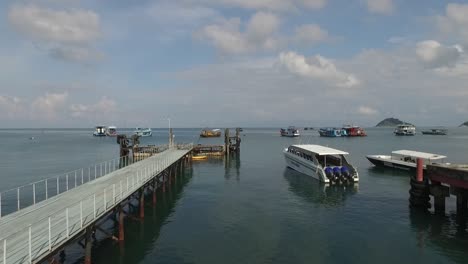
[[0, 146, 192, 264]]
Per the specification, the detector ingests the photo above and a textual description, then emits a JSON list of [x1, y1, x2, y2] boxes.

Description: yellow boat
[[192, 155, 208, 160], [200, 128, 221, 138]]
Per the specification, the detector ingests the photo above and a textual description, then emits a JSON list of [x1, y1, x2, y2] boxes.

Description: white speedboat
[[283, 144, 359, 184], [106, 126, 118, 137], [280, 126, 300, 137], [93, 126, 107, 137], [366, 150, 447, 171], [394, 124, 416, 136], [134, 127, 152, 137]]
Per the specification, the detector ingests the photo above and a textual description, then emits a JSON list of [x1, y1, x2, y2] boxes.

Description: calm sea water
[[1, 127, 468, 264]]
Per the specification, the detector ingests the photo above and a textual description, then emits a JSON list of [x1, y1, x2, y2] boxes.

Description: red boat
[[342, 125, 367, 137]]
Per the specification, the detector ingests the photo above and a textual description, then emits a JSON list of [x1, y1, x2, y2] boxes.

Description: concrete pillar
[[152, 181, 157, 206], [430, 183, 449, 214], [118, 208, 125, 241], [139, 190, 144, 219], [84, 228, 92, 264], [455, 188, 468, 214]]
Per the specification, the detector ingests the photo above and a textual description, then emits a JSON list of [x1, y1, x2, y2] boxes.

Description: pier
[[0, 143, 193, 264]]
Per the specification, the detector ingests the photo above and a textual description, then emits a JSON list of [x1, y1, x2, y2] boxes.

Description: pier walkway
[[0, 144, 192, 264]]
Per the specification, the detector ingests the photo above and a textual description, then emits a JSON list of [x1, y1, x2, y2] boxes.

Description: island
[[375, 118, 412, 127], [459, 121, 468, 127]]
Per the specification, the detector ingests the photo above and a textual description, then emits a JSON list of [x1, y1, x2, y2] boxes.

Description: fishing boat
[[421, 129, 447, 135], [200, 128, 222, 137], [134, 128, 152, 137], [318, 127, 346, 137], [366, 150, 447, 171], [280, 126, 300, 137], [342, 125, 367, 137], [394, 124, 416, 136], [283, 144, 359, 184], [93, 126, 107, 137], [106, 126, 118, 137]]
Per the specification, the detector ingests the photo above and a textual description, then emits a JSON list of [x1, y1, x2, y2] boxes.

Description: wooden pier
[[409, 160, 468, 214], [0, 144, 193, 264]]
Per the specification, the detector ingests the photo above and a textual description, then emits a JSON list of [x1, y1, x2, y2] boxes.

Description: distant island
[[460, 121, 468, 127], [375, 118, 412, 127]]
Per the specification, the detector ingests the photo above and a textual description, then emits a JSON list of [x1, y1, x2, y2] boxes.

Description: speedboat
[[366, 150, 447, 171], [318, 128, 346, 137], [283, 144, 359, 184], [106, 126, 118, 137], [394, 124, 416, 136], [93, 126, 107, 137], [421, 129, 447, 135], [134, 127, 152, 137], [280, 126, 300, 137], [342, 125, 367, 137]]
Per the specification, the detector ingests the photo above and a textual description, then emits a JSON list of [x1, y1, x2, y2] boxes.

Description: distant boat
[[106, 126, 118, 137], [342, 125, 367, 137], [421, 129, 447, 135], [283, 144, 359, 184], [367, 150, 447, 171], [318, 128, 346, 137], [134, 128, 152, 137], [200, 128, 221, 137], [394, 124, 416, 136], [280, 126, 300, 137], [93, 126, 107, 137]]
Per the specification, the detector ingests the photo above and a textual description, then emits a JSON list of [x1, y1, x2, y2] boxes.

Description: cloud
[[70, 97, 117, 118], [198, 11, 281, 54], [184, 0, 327, 11], [147, 2, 220, 27], [31, 92, 68, 120], [0, 96, 24, 119], [8, 4, 101, 63], [416, 40, 463, 68], [293, 24, 330, 45], [278, 51, 360, 88], [357, 106, 378, 116], [436, 3, 468, 43], [49, 46, 103, 63], [364, 0, 394, 15]]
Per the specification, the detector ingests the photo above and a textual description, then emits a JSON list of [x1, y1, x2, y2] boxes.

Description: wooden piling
[[118, 208, 125, 241], [84, 228, 92, 264], [139, 190, 144, 219]]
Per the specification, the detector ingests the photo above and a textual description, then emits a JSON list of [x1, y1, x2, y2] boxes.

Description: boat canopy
[[291, 144, 349, 155], [391, 150, 446, 160]]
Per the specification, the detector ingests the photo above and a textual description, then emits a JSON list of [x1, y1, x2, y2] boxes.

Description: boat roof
[[108, 126, 117, 129], [391, 150, 446, 160], [291, 144, 349, 155]]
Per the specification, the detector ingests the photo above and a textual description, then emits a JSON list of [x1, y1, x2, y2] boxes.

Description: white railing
[[0, 149, 191, 264]]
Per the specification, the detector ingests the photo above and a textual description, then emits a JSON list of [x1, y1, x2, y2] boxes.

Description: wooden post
[[119, 208, 125, 241], [152, 180, 157, 206], [225, 128, 230, 157], [84, 228, 92, 264], [139, 190, 144, 219]]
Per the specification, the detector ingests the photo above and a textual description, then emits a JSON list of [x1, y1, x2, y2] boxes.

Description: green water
[[1, 128, 468, 263]]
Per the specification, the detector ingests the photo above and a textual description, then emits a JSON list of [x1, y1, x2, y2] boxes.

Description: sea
[[1, 127, 468, 264]]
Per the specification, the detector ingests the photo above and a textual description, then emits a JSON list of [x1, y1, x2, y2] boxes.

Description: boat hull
[[284, 152, 328, 183], [366, 155, 417, 171]]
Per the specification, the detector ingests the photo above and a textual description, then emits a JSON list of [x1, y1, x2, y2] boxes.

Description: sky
[[1, 0, 468, 128]]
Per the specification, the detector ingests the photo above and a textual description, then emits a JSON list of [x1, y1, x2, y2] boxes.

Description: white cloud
[[300, 0, 327, 9], [364, 0, 394, 15], [198, 11, 281, 54], [8, 4, 101, 63], [31, 92, 68, 120], [0, 96, 24, 119], [278, 51, 360, 88], [358, 106, 378, 116], [70, 97, 117, 117], [147, 2, 219, 26], [436, 3, 468, 43], [416, 40, 463, 68], [184, 0, 327, 11], [293, 24, 330, 45]]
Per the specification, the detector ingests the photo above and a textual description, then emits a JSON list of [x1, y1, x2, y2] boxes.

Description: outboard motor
[[324, 167, 334, 181], [332, 167, 342, 183]]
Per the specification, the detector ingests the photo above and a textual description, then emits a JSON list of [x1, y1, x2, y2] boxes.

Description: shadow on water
[[367, 166, 413, 178], [283, 168, 358, 207], [409, 209, 468, 264], [87, 167, 194, 264]]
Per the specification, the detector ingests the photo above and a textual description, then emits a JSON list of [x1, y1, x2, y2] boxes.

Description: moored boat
[[342, 125, 367, 137], [280, 126, 300, 137], [366, 150, 447, 171], [200, 128, 222, 137], [93, 126, 107, 137], [318, 127, 346, 137], [421, 129, 447, 135], [106, 126, 118, 137], [134, 127, 152, 137], [283, 144, 359, 184], [394, 124, 416, 136]]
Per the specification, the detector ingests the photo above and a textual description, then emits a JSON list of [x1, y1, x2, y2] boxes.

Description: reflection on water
[[284, 168, 358, 207], [91, 168, 194, 264], [410, 209, 468, 264], [225, 153, 241, 180], [367, 166, 414, 178]]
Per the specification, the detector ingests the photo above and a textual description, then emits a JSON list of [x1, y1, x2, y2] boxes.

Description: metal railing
[[0, 147, 192, 264]]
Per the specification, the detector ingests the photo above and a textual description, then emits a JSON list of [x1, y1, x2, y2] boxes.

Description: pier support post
[[452, 187, 468, 214], [409, 159, 430, 209], [139, 190, 144, 219], [152, 180, 157, 206], [84, 228, 92, 264], [162, 173, 166, 193], [119, 208, 125, 241], [430, 182, 449, 214]]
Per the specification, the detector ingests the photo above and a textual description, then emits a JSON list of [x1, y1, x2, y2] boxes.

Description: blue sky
[[1, 0, 468, 128]]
